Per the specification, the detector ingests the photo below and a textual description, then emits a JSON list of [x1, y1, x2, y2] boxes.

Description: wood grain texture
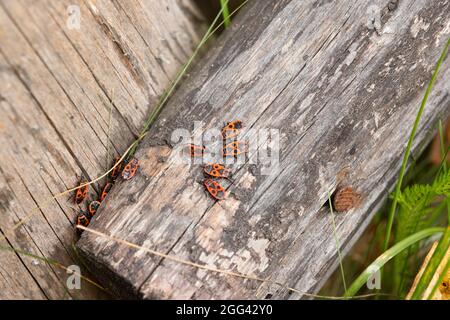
[[0, 0, 205, 299], [78, 0, 450, 299]]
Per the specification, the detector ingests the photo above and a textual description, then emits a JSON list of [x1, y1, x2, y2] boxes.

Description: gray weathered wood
[[78, 0, 450, 299], [0, 0, 205, 299]]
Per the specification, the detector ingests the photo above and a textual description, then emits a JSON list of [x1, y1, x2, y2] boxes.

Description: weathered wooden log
[[0, 0, 205, 299], [78, 0, 450, 299]]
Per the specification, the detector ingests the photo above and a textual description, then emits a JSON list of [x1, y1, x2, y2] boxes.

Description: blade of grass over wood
[[78, 226, 394, 299], [105, 89, 114, 180], [328, 193, 347, 293], [411, 227, 450, 299], [345, 227, 444, 297], [1, 9, 249, 243], [127, 0, 247, 158], [0, 135, 142, 244], [138, 0, 246, 133], [0, 245, 106, 292], [383, 39, 450, 252]]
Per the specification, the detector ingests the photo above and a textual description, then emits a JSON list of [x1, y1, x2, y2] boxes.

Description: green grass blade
[[328, 193, 347, 293], [383, 39, 450, 252], [438, 120, 447, 171], [140, 0, 247, 136], [411, 226, 450, 299], [220, 0, 231, 28], [140, 7, 224, 135], [345, 227, 444, 297], [427, 250, 450, 299], [438, 120, 450, 223]]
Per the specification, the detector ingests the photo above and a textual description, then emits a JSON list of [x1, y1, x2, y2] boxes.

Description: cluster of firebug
[[74, 156, 140, 233], [191, 120, 247, 200]]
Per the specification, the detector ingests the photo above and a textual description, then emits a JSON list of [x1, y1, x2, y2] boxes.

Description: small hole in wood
[[323, 189, 337, 210], [349, 144, 356, 155], [264, 293, 273, 299]]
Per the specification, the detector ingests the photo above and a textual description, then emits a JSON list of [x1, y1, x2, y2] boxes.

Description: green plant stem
[[438, 120, 447, 172], [345, 227, 444, 297], [383, 39, 450, 252], [328, 193, 347, 293], [428, 201, 448, 229], [438, 120, 450, 223], [220, 0, 231, 28], [411, 226, 450, 299], [422, 121, 450, 300], [427, 251, 450, 299]]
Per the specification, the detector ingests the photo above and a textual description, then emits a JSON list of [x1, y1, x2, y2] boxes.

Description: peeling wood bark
[[78, 0, 450, 299], [0, 0, 205, 299]]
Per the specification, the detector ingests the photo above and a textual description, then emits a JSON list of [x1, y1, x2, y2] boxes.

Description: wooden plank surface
[[78, 0, 450, 299], [0, 0, 205, 299]]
